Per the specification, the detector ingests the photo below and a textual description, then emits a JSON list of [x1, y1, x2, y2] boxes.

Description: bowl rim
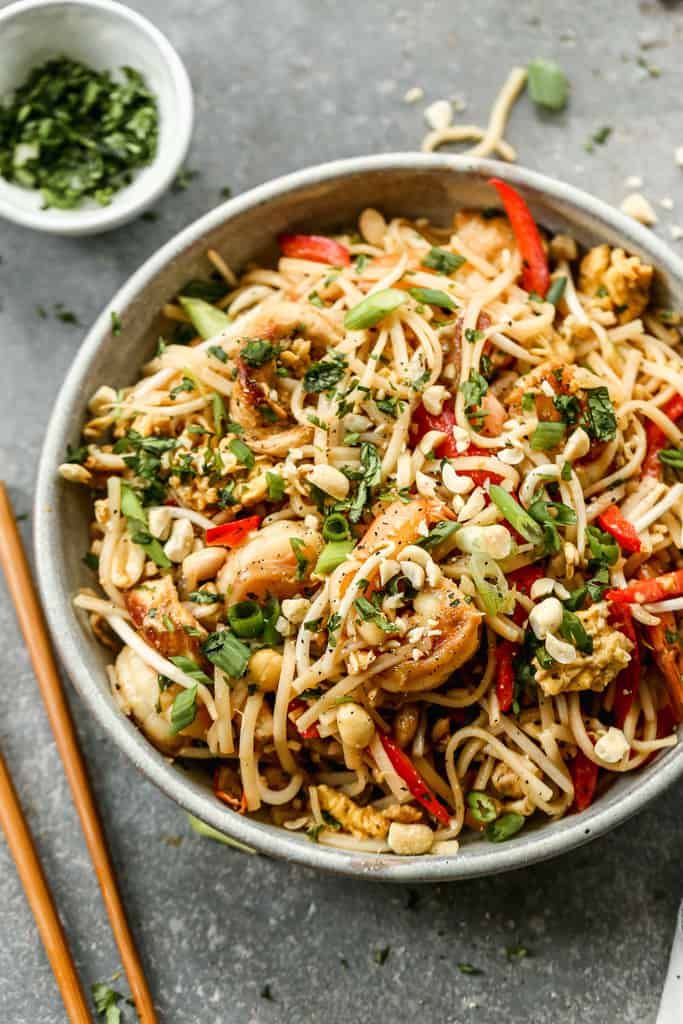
[[0, 0, 194, 236], [34, 152, 683, 881]]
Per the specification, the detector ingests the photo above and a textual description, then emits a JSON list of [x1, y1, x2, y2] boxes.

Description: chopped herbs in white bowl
[[0, 0, 193, 235]]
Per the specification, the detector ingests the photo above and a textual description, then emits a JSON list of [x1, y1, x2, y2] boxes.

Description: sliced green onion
[[127, 527, 172, 569], [169, 684, 197, 735], [187, 814, 256, 853], [323, 513, 351, 542], [266, 471, 285, 501], [178, 297, 231, 339], [262, 597, 282, 646], [227, 600, 264, 638], [228, 437, 255, 468], [546, 276, 567, 306], [485, 812, 525, 843], [344, 288, 406, 330], [120, 484, 146, 521], [408, 287, 457, 310], [470, 551, 514, 617], [417, 520, 460, 550], [120, 482, 172, 569], [169, 655, 212, 686], [527, 59, 568, 111], [530, 421, 566, 451], [467, 791, 498, 824], [488, 484, 544, 547], [314, 539, 355, 575]]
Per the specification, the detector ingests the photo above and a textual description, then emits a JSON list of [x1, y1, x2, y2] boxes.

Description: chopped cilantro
[[169, 376, 195, 400], [354, 596, 399, 633], [581, 387, 616, 442], [422, 247, 465, 275], [91, 981, 124, 1023], [457, 962, 483, 976], [303, 351, 347, 393], [0, 58, 158, 209], [240, 339, 276, 367], [460, 369, 488, 411], [290, 537, 308, 580], [208, 344, 228, 363]]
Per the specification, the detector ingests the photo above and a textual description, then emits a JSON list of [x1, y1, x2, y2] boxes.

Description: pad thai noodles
[[60, 179, 683, 856]]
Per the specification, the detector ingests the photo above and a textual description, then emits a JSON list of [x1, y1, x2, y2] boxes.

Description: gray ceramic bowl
[[35, 154, 683, 881]]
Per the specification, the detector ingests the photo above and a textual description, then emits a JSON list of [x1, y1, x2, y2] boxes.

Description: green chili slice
[[485, 812, 525, 843], [466, 791, 498, 824], [343, 288, 406, 330]]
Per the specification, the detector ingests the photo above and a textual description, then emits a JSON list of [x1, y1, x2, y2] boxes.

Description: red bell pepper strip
[[411, 400, 504, 486], [278, 233, 351, 267], [606, 569, 683, 605], [488, 178, 550, 297], [642, 393, 683, 478], [412, 398, 459, 457], [570, 749, 599, 812], [206, 515, 261, 548], [657, 702, 677, 739], [646, 613, 683, 724], [507, 564, 545, 602], [288, 699, 320, 739], [378, 733, 451, 826], [597, 505, 641, 554], [609, 606, 642, 728], [494, 566, 546, 712], [495, 640, 516, 712]]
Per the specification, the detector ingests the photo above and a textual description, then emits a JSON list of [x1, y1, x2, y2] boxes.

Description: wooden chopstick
[[0, 482, 157, 1024], [0, 750, 92, 1023]]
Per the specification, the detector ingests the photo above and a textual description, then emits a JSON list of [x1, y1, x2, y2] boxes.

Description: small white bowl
[[0, 0, 193, 235]]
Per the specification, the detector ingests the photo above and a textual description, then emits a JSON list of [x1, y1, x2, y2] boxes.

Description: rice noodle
[[65, 200, 681, 859]]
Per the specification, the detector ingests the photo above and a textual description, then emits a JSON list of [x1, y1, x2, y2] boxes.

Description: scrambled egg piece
[[505, 360, 605, 411], [453, 210, 517, 265], [579, 244, 653, 324], [535, 603, 633, 697], [317, 785, 389, 839]]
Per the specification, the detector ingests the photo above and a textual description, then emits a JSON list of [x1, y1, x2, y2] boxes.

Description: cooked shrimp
[[378, 580, 483, 692], [217, 519, 323, 602], [340, 499, 482, 691], [351, 496, 453, 563], [229, 301, 341, 456], [112, 646, 210, 753]]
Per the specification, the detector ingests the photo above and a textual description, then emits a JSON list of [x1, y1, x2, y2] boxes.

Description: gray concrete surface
[[1, 1, 682, 1020]]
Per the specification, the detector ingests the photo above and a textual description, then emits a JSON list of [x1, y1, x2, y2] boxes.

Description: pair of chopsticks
[[0, 482, 157, 1023]]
